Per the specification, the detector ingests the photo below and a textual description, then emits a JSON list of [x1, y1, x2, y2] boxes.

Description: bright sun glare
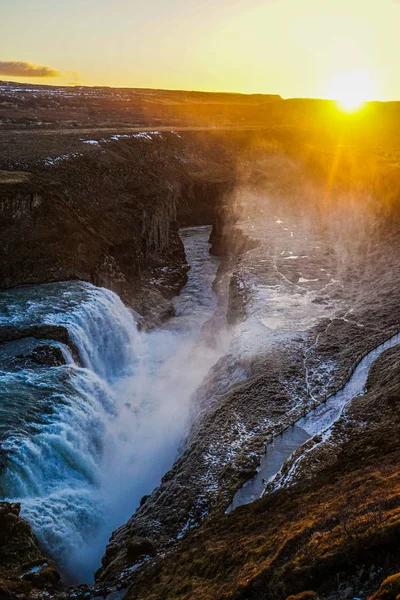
[[327, 71, 375, 112]]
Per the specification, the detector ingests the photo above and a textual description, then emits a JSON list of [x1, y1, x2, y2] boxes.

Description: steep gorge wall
[[0, 133, 235, 326], [122, 343, 400, 600]]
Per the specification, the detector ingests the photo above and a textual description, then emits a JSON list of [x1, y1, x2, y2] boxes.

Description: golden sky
[[1, 0, 399, 99]]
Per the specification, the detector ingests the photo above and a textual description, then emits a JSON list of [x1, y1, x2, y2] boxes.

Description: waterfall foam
[[0, 226, 223, 584], [0, 282, 140, 579]]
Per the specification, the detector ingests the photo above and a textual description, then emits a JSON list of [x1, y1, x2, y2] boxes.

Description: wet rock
[[19, 559, 60, 587], [0, 325, 80, 363], [126, 537, 157, 564], [0, 502, 60, 596], [68, 583, 92, 599], [139, 495, 150, 508], [16, 344, 65, 367]]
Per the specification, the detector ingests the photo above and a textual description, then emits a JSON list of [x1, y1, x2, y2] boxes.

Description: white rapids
[[0, 226, 223, 583]]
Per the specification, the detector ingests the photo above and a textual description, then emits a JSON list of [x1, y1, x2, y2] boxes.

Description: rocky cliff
[[121, 340, 400, 600], [0, 502, 60, 599], [0, 131, 235, 328]]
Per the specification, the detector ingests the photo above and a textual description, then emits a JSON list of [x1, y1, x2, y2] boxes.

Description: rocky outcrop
[[0, 324, 80, 363], [16, 344, 66, 367], [0, 133, 235, 328], [0, 502, 60, 598]]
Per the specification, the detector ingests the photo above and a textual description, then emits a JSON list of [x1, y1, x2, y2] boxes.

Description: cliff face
[[0, 502, 60, 599], [0, 132, 234, 327], [95, 144, 400, 593]]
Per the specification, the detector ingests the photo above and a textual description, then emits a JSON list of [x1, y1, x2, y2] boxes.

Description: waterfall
[[0, 226, 224, 583], [0, 281, 141, 580], [43, 285, 140, 382]]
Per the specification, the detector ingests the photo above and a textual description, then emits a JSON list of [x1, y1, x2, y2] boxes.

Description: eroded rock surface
[[0, 132, 235, 328], [120, 344, 400, 600], [0, 502, 60, 598]]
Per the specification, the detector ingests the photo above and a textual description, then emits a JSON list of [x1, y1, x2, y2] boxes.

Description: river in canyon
[[0, 226, 222, 583]]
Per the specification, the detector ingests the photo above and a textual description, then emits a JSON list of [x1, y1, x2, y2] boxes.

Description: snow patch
[[20, 562, 48, 577], [298, 278, 319, 283], [44, 152, 83, 166]]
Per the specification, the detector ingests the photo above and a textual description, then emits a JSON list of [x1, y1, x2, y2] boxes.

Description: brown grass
[[124, 347, 400, 600]]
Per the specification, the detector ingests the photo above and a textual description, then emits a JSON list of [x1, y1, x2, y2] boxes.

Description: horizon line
[[0, 79, 398, 103]]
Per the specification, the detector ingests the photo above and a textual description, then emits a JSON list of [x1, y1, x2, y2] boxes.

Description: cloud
[[0, 61, 61, 78]]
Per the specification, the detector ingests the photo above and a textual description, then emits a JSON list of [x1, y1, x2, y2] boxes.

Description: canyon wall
[[0, 132, 235, 327]]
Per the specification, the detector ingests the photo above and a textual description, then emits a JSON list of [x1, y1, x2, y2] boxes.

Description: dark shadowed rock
[[16, 344, 66, 367], [0, 134, 235, 328], [126, 537, 157, 564], [0, 502, 60, 597], [0, 324, 80, 363]]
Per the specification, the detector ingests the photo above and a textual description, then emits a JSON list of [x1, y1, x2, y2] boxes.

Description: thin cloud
[[0, 61, 61, 78]]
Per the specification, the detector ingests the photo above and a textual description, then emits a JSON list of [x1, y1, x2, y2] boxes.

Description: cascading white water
[[0, 226, 224, 583], [0, 281, 141, 579]]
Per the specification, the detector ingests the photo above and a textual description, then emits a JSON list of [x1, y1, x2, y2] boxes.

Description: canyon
[[0, 82, 400, 600]]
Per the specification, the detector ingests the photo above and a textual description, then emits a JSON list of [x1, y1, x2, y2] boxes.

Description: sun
[[326, 71, 375, 112]]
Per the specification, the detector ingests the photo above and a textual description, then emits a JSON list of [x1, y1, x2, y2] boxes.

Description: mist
[[66, 314, 227, 582], [224, 134, 397, 279], [52, 226, 228, 583]]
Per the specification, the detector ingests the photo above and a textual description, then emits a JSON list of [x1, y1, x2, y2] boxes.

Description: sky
[[1, 0, 400, 99]]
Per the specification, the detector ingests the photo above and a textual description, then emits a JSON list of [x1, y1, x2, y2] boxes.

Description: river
[[229, 330, 400, 511]]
